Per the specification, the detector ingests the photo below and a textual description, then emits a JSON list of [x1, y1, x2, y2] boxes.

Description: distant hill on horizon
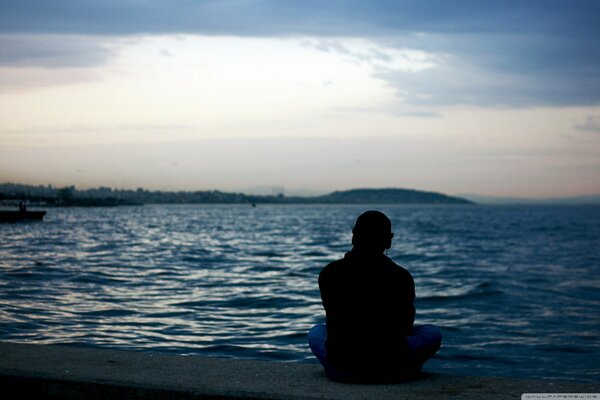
[[315, 188, 472, 204], [0, 182, 474, 206]]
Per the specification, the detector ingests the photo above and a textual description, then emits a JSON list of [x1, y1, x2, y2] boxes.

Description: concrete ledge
[[1, 342, 597, 400]]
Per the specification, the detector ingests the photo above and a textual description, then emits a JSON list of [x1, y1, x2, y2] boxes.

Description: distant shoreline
[[0, 183, 473, 206]]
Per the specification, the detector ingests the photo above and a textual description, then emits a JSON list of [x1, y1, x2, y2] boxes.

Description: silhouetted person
[[18, 201, 26, 213], [308, 210, 441, 382]]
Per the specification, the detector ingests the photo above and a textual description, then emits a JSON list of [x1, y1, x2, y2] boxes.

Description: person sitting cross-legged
[[308, 210, 442, 383]]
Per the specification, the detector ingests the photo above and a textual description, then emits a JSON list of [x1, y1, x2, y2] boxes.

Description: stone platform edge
[[0, 342, 597, 400]]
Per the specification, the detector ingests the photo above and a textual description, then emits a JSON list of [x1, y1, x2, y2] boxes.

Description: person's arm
[[407, 273, 416, 329], [318, 268, 328, 308], [318, 266, 335, 320], [397, 269, 416, 333]]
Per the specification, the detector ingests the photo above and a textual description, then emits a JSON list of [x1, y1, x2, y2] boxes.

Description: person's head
[[351, 210, 393, 253]]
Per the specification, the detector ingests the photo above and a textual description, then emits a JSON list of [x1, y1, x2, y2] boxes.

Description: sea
[[0, 204, 599, 383]]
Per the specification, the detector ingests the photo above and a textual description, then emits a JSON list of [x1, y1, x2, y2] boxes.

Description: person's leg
[[405, 324, 442, 366], [308, 324, 328, 366], [308, 324, 356, 382]]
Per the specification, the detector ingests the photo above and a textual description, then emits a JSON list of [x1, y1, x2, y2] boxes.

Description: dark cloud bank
[[1, 0, 599, 107]]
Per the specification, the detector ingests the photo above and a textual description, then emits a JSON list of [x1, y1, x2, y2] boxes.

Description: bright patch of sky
[[1, 35, 438, 145]]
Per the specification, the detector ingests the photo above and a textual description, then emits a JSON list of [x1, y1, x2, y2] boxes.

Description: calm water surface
[[0, 204, 599, 382]]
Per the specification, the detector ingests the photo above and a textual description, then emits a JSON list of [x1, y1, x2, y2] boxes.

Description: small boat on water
[[0, 210, 47, 222]]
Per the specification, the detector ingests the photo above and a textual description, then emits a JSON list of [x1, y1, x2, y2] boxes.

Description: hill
[[315, 188, 472, 204]]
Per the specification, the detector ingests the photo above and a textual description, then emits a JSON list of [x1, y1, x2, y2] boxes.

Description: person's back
[[308, 210, 442, 382], [319, 251, 415, 371]]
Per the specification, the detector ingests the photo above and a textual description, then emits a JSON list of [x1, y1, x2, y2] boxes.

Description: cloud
[[375, 53, 584, 107], [307, 35, 600, 107], [2, 1, 598, 39], [393, 110, 440, 118], [303, 38, 436, 73], [575, 116, 600, 133], [0, 35, 114, 68], [1, 1, 599, 106]]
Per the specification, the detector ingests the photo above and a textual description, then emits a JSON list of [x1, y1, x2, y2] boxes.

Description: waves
[[418, 281, 504, 302], [0, 204, 599, 382]]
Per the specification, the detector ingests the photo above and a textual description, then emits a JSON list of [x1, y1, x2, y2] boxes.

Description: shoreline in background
[[0, 183, 472, 207], [3, 182, 599, 207]]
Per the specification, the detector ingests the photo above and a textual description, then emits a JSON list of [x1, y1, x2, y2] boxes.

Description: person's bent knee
[[410, 324, 442, 357], [426, 324, 442, 351], [416, 324, 442, 343], [308, 324, 327, 359], [426, 324, 442, 341], [308, 324, 326, 343], [308, 324, 331, 370]]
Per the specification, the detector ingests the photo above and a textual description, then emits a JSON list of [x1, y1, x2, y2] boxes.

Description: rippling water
[[1, 204, 599, 382]]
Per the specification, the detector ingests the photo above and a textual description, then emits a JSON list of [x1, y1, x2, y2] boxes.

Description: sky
[[1, 1, 599, 198]]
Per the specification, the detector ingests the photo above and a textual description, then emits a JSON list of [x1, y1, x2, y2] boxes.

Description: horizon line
[[1, 181, 600, 203]]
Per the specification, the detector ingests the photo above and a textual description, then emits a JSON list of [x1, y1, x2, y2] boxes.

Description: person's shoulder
[[320, 256, 346, 275], [319, 254, 349, 282], [386, 257, 414, 280]]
